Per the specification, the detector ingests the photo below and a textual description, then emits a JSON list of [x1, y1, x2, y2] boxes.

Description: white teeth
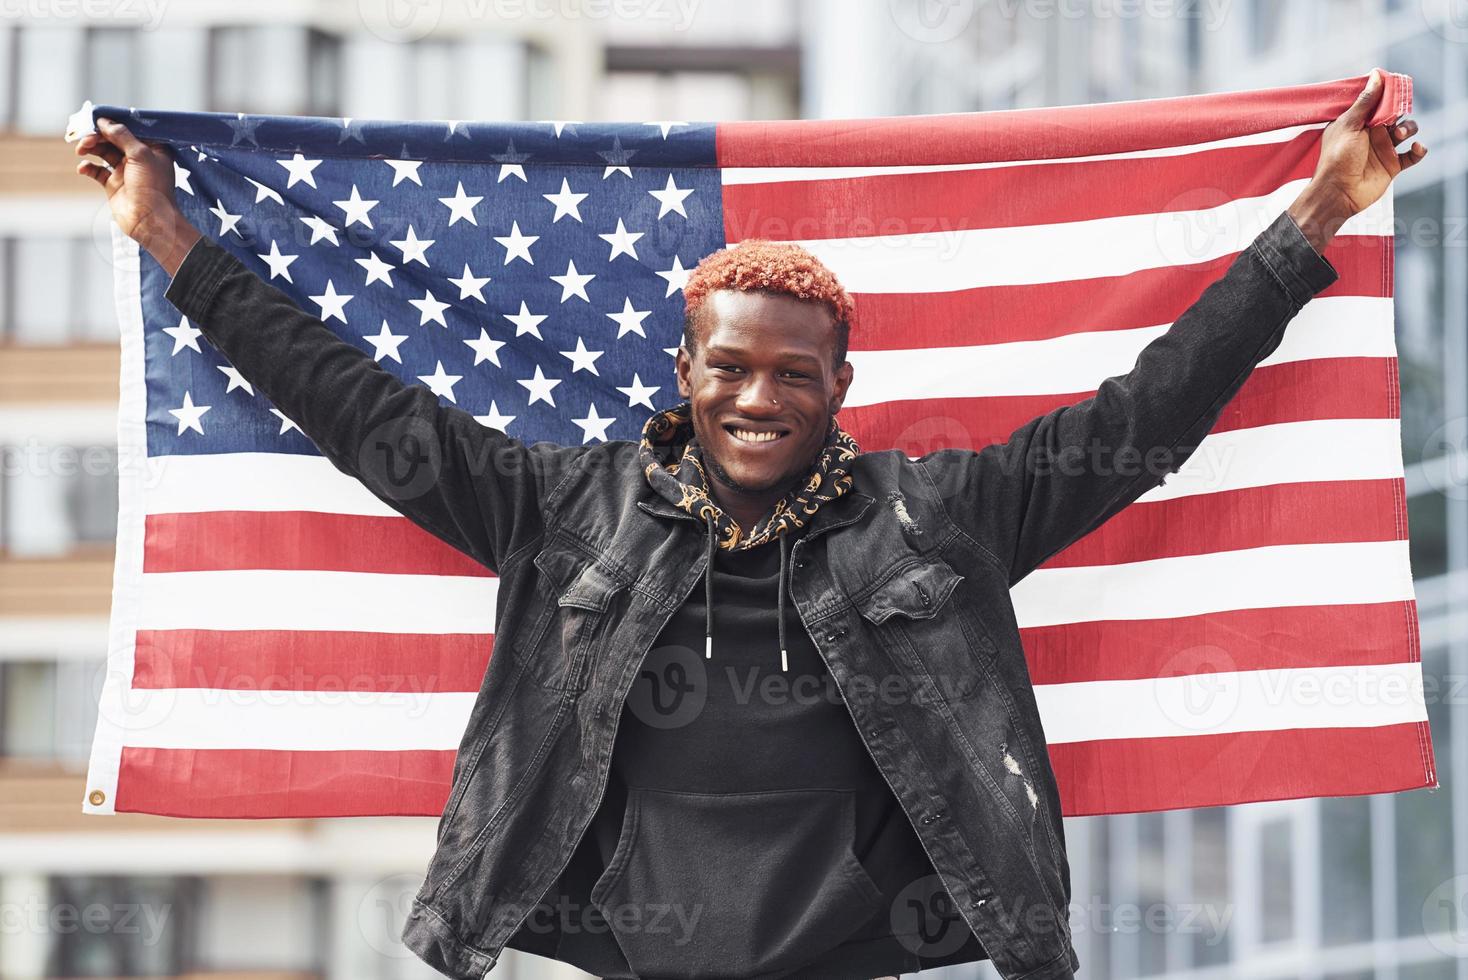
[[730, 429, 782, 444]]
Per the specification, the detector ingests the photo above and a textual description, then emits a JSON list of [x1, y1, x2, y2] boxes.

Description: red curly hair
[[683, 240, 854, 366]]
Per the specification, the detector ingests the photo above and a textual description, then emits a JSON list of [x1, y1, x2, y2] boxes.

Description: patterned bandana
[[638, 403, 861, 551]]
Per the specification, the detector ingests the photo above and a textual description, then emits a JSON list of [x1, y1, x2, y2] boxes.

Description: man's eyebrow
[[704, 346, 824, 368]]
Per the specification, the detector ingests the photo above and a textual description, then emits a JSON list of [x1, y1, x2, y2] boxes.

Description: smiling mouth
[[725, 426, 788, 445]]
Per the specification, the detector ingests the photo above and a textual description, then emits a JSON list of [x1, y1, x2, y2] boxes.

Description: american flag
[[81, 70, 1436, 819]]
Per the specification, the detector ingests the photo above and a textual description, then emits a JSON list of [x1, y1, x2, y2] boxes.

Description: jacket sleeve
[[919, 207, 1341, 586], [164, 235, 582, 574]]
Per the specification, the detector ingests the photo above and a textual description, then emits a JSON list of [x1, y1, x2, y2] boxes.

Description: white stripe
[[790, 182, 1392, 293], [113, 690, 476, 751], [145, 452, 399, 516], [1034, 661, 1428, 745], [722, 122, 1327, 185], [843, 295, 1393, 407], [138, 570, 497, 634], [1011, 540, 1414, 629]]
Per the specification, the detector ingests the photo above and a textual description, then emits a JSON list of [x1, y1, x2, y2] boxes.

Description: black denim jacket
[[164, 208, 1338, 980]]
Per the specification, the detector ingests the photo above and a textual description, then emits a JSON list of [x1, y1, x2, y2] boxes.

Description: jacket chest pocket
[[854, 558, 992, 703], [517, 545, 630, 694]]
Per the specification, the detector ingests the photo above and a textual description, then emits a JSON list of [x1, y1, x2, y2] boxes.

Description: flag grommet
[[87, 790, 106, 807]]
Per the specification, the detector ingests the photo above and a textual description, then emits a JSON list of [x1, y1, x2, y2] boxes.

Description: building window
[[1259, 817, 1294, 943], [0, 444, 119, 557], [0, 659, 101, 764], [48, 876, 200, 976], [2, 237, 118, 344], [1319, 796, 1374, 945]]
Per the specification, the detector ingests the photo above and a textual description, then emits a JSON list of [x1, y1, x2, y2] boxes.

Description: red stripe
[[840, 355, 1398, 455], [115, 747, 455, 817], [718, 71, 1409, 167], [1050, 722, 1434, 816], [841, 236, 1388, 352], [143, 511, 492, 576], [1021, 601, 1417, 686], [132, 629, 492, 692], [726, 130, 1321, 242]]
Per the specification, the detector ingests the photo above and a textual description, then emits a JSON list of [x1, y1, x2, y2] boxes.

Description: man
[[77, 71, 1424, 980]]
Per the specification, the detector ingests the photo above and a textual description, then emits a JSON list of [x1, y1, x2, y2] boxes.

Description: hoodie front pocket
[[589, 787, 884, 979]]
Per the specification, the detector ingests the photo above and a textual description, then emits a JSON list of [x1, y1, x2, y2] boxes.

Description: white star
[[355, 252, 395, 287], [542, 119, 581, 136], [474, 401, 516, 431], [408, 288, 451, 327], [559, 337, 605, 376], [647, 120, 687, 138], [209, 199, 242, 237], [448, 263, 491, 302], [599, 219, 643, 261], [495, 221, 539, 265], [163, 315, 202, 355], [598, 135, 637, 179], [270, 408, 301, 435], [463, 328, 506, 367], [617, 374, 660, 410], [310, 280, 353, 323], [385, 159, 423, 186], [550, 259, 595, 303], [333, 185, 378, 228], [217, 364, 254, 395], [444, 119, 470, 141], [517, 365, 562, 407], [246, 177, 283, 205], [418, 361, 463, 402], [300, 215, 339, 246], [438, 181, 483, 226], [173, 161, 193, 195], [649, 174, 694, 219], [656, 255, 692, 297], [543, 178, 588, 223], [607, 297, 652, 339], [258, 241, 297, 282], [169, 391, 210, 436], [504, 301, 547, 340], [571, 403, 616, 443], [364, 320, 409, 363], [390, 225, 435, 266], [493, 139, 530, 182], [664, 346, 681, 358], [277, 152, 321, 188]]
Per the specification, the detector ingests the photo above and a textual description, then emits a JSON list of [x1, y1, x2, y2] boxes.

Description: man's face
[[675, 289, 855, 496]]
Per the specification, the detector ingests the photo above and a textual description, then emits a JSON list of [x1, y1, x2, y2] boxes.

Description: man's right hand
[[75, 116, 201, 276]]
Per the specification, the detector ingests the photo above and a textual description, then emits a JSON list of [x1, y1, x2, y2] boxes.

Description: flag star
[[495, 221, 539, 265], [390, 225, 435, 266], [463, 328, 506, 367], [559, 336, 605, 376], [518, 365, 562, 407], [617, 374, 660, 410], [209, 199, 242, 237], [550, 259, 595, 303], [246, 177, 283, 205], [169, 391, 210, 435], [337, 117, 368, 144], [664, 346, 681, 358], [418, 360, 463, 402], [493, 139, 530, 182], [543, 178, 589, 223], [504, 301, 547, 340], [163, 314, 202, 355], [439, 181, 483, 226], [474, 401, 516, 431], [355, 252, 395, 287], [656, 255, 692, 296], [444, 119, 470, 141], [226, 113, 261, 147], [649, 174, 694, 218], [572, 403, 616, 443], [310, 280, 353, 323], [173, 161, 194, 195], [607, 297, 652, 338], [269, 408, 301, 435], [598, 135, 637, 178], [599, 219, 643, 261], [364, 320, 409, 363], [258, 241, 298, 282], [217, 364, 254, 395], [277, 152, 321, 188], [646, 120, 688, 138], [333, 185, 379, 228], [448, 263, 491, 302], [300, 215, 340, 246], [385, 159, 423, 186], [541, 119, 581, 136], [409, 288, 451, 327]]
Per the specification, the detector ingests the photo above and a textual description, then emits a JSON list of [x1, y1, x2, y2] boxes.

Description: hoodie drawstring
[[777, 533, 790, 673], [702, 517, 792, 673]]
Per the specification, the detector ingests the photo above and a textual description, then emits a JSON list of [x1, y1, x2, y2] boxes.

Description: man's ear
[[830, 360, 855, 415], [675, 346, 693, 399]]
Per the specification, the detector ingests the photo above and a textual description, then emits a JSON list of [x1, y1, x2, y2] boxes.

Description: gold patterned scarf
[[638, 403, 861, 551]]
